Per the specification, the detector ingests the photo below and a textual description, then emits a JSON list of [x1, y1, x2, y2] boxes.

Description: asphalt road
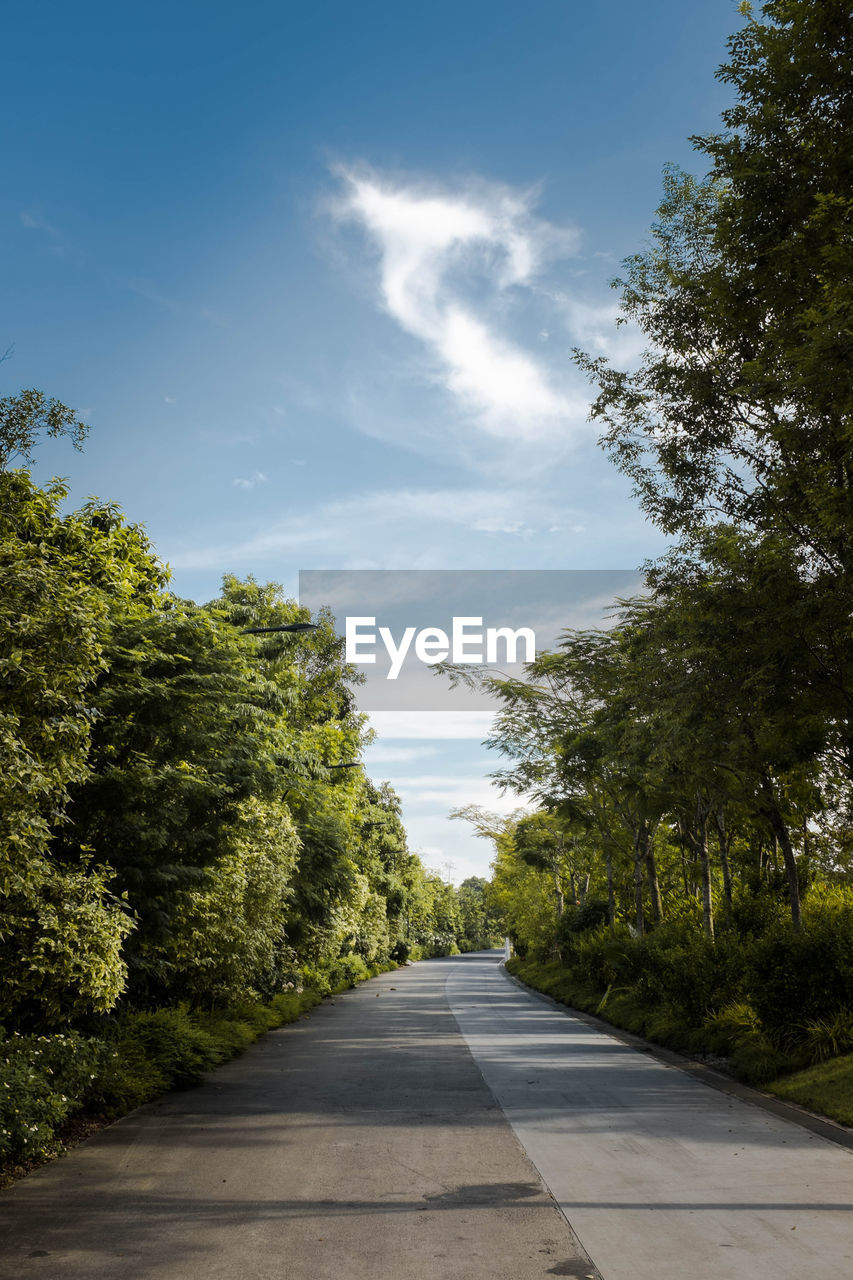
[[0, 955, 598, 1280], [2, 951, 852, 1279]]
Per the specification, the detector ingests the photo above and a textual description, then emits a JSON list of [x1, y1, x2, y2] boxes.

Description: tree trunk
[[553, 869, 564, 920], [686, 806, 714, 939], [714, 808, 733, 907], [645, 833, 663, 924], [632, 827, 646, 936], [605, 846, 615, 934], [801, 820, 811, 888], [699, 816, 714, 940], [678, 828, 690, 898], [761, 776, 802, 930]]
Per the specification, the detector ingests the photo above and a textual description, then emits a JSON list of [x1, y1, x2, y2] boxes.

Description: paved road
[[2, 952, 852, 1279], [0, 956, 597, 1280], [449, 954, 853, 1280]]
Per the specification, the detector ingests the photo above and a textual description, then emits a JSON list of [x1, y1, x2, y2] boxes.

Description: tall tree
[[576, 0, 853, 574], [0, 471, 159, 1023]]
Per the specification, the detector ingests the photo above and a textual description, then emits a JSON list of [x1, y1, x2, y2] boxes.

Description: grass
[[766, 1055, 853, 1126]]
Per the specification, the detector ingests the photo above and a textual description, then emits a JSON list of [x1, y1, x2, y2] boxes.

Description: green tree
[[205, 576, 371, 969], [456, 877, 502, 950], [0, 388, 88, 471], [54, 597, 288, 998], [0, 471, 159, 1023], [577, 0, 853, 573]]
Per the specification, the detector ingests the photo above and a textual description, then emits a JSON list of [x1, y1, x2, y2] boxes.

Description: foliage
[[159, 797, 301, 1003], [456, 876, 504, 950], [0, 389, 88, 471], [0, 1032, 107, 1165], [577, 0, 853, 572], [0, 987, 324, 1170], [507, 880, 853, 1088], [747, 906, 853, 1039], [0, 471, 160, 1024], [52, 597, 287, 997]]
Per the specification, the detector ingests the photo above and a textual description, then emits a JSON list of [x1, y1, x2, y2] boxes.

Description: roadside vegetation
[[462, 0, 853, 1126], [0, 396, 502, 1177], [2, 0, 851, 1175]]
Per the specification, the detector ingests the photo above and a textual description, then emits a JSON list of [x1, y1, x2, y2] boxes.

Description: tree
[[633, 529, 832, 928], [1, 388, 88, 471], [53, 596, 288, 998], [0, 471, 159, 1023], [456, 877, 502, 950], [205, 576, 371, 969], [576, 0, 853, 575], [568, 0, 853, 928]]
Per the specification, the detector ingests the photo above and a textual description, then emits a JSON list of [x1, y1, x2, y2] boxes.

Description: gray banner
[[299, 569, 642, 711]]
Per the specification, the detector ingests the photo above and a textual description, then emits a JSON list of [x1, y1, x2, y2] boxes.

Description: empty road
[[1, 951, 851, 1279]]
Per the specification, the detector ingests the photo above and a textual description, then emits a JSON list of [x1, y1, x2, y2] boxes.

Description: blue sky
[[3, 0, 741, 879]]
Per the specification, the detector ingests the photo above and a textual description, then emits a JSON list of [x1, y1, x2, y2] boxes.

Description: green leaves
[[0, 471, 158, 1023], [0, 390, 88, 471], [578, 1, 853, 576], [1, 460, 474, 1031]]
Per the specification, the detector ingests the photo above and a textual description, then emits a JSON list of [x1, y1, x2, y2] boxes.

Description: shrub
[[0, 1032, 106, 1164], [328, 954, 370, 991], [800, 1011, 853, 1063], [746, 907, 853, 1042]]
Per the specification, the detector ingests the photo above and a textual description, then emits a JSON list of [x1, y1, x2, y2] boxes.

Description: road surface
[[449, 954, 853, 1279], [1, 951, 851, 1278]]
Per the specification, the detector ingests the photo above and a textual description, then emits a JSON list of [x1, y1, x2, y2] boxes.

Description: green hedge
[[507, 887, 853, 1089], [0, 988, 320, 1169], [1, 952, 408, 1173]]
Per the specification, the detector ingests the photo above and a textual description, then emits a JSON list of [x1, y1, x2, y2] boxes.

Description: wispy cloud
[[20, 210, 66, 255], [169, 484, 585, 570], [367, 711, 496, 740], [232, 471, 268, 491], [396, 773, 526, 812], [330, 166, 589, 443], [121, 276, 181, 311], [362, 743, 440, 764]]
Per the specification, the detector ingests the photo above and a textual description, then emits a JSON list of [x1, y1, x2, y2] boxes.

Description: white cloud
[[362, 743, 440, 764], [20, 209, 69, 257], [548, 292, 646, 365], [232, 471, 268, 490], [166, 479, 663, 580], [21, 210, 60, 236], [121, 276, 180, 311], [396, 774, 520, 809], [367, 711, 496, 740], [168, 484, 590, 571], [331, 166, 587, 442]]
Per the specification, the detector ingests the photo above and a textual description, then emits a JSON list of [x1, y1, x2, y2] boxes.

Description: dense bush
[[508, 885, 853, 1085], [0, 988, 324, 1168], [747, 891, 853, 1041], [0, 1032, 107, 1164]]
